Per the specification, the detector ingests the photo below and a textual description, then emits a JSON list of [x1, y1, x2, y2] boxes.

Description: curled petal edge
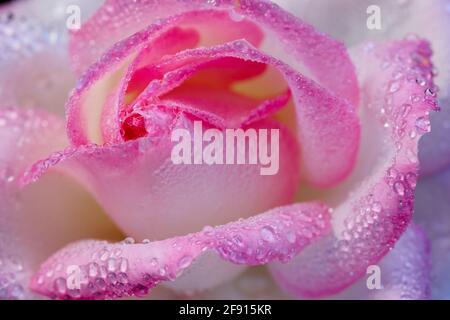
[[29, 202, 330, 300], [269, 39, 437, 298]]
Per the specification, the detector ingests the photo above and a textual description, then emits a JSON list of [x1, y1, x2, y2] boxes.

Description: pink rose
[[0, 0, 447, 300]]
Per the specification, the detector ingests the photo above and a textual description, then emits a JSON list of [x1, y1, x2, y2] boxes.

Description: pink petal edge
[[330, 223, 431, 300], [29, 203, 330, 300], [70, 0, 359, 107], [67, 38, 360, 187], [0, 108, 121, 299], [269, 39, 437, 298]]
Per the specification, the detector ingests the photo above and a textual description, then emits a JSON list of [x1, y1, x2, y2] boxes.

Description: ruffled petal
[[269, 39, 437, 298], [69, 0, 359, 106], [67, 38, 360, 186], [29, 202, 330, 299], [414, 166, 450, 299], [192, 223, 430, 300], [0, 108, 121, 299]]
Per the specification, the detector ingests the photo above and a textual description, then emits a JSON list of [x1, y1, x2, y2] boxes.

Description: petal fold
[[25, 111, 301, 242], [274, 0, 450, 175], [70, 0, 359, 109], [330, 224, 430, 300], [30, 202, 330, 299], [0, 108, 121, 299], [269, 39, 437, 297]]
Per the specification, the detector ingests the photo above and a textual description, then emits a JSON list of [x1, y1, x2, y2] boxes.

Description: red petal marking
[[120, 113, 148, 141]]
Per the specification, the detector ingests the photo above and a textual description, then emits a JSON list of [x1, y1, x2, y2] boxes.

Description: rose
[[0, 0, 447, 300]]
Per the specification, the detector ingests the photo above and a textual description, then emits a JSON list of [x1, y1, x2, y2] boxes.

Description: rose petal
[[269, 39, 437, 298], [414, 167, 450, 299], [2, 0, 103, 26], [161, 251, 247, 294], [0, 8, 73, 115], [69, 4, 264, 75], [67, 0, 361, 186], [0, 0, 107, 115], [68, 38, 360, 186], [70, 0, 358, 104], [66, 9, 263, 145], [185, 267, 290, 299], [25, 110, 301, 242], [329, 224, 430, 300], [274, 0, 450, 175], [72, 0, 359, 118], [198, 223, 430, 300], [29, 202, 330, 299], [0, 108, 122, 299]]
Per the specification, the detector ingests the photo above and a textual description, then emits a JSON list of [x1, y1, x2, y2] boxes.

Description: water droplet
[[229, 9, 244, 22], [415, 116, 431, 133], [54, 278, 67, 294], [416, 77, 427, 86], [142, 239, 151, 244], [388, 81, 401, 93], [202, 225, 214, 232], [392, 70, 404, 80], [371, 202, 382, 213], [425, 88, 437, 97], [286, 231, 296, 244], [117, 272, 128, 284], [123, 237, 135, 244], [178, 256, 193, 269], [113, 248, 122, 257], [119, 258, 128, 273], [107, 258, 116, 272], [106, 272, 117, 284], [95, 278, 106, 290], [401, 104, 412, 117], [406, 172, 417, 188], [88, 263, 99, 278], [99, 249, 109, 261], [394, 181, 405, 196], [260, 226, 276, 242], [388, 168, 398, 178], [410, 94, 421, 103], [150, 258, 158, 266]]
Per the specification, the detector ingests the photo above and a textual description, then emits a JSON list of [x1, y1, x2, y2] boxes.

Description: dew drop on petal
[[415, 116, 431, 133], [178, 256, 193, 269], [393, 181, 405, 196], [260, 226, 276, 242], [123, 237, 135, 244], [371, 202, 382, 213]]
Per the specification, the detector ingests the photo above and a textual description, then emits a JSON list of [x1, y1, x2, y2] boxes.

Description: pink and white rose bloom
[[0, 0, 448, 300]]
